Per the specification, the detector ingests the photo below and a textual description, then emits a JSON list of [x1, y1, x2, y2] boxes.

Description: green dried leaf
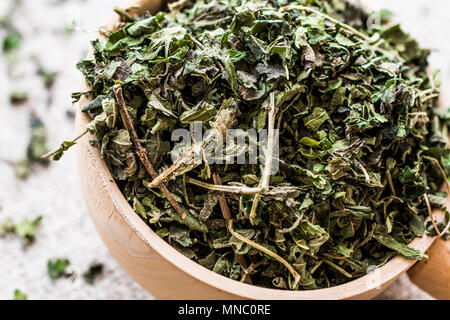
[[304, 108, 330, 131], [14, 216, 42, 245], [374, 233, 427, 260], [13, 289, 27, 301], [47, 258, 73, 280], [83, 261, 104, 285]]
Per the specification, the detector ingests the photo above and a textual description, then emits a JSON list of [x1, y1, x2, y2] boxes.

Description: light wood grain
[[75, 0, 449, 299], [408, 235, 450, 299]]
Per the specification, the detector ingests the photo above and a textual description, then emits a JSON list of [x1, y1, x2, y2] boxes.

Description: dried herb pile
[[68, 0, 450, 290]]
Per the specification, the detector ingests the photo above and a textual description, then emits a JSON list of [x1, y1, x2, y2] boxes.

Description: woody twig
[[114, 84, 186, 219]]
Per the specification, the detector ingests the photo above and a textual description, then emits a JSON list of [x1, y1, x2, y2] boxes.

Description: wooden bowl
[[76, 0, 450, 299]]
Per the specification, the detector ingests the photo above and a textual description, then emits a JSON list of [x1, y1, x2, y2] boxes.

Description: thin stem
[[419, 88, 440, 98], [421, 93, 440, 103], [386, 170, 396, 196], [146, 130, 217, 189], [190, 35, 205, 50], [409, 112, 428, 117], [249, 196, 263, 225], [113, 85, 186, 219], [357, 161, 370, 184], [261, 93, 277, 189], [322, 259, 352, 278], [212, 173, 252, 284], [424, 156, 450, 194], [41, 130, 88, 160], [186, 176, 265, 195], [186, 177, 302, 196], [423, 156, 450, 237], [227, 220, 301, 289], [146, 161, 187, 189], [250, 92, 277, 225], [310, 260, 323, 274], [278, 214, 303, 234], [424, 193, 442, 237], [280, 5, 371, 42]]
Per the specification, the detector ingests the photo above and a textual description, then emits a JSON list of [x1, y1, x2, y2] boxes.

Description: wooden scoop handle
[[408, 237, 450, 300]]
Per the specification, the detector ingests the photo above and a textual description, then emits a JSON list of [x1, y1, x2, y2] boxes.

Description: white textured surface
[[0, 0, 446, 300]]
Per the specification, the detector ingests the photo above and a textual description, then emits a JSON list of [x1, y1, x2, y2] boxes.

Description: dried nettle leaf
[[58, 0, 450, 290], [83, 261, 104, 285], [13, 289, 27, 301], [0, 216, 42, 246], [47, 258, 74, 280]]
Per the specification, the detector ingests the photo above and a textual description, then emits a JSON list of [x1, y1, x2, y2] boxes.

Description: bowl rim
[[75, 0, 443, 299]]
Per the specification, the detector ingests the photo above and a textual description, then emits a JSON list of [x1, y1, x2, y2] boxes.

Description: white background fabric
[[1, 0, 447, 300]]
